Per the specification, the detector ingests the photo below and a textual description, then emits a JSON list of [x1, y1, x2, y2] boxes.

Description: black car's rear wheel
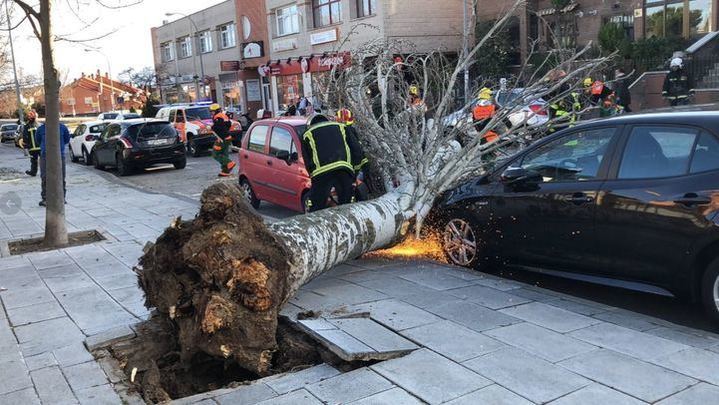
[[173, 157, 187, 170], [82, 148, 92, 166], [116, 154, 131, 176], [442, 215, 481, 268], [92, 151, 104, 170], [240, 178, 260, 209], [701, 257, 719, 322], [69, 146, 79, 163]]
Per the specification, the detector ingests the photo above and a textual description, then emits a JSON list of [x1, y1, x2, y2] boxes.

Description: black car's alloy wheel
[[116, 154, 131, 177], [240, 179, 261, 209], [701, 257, 719, 322], [443, 217, 479, 268], [82, 148, 93, 166]]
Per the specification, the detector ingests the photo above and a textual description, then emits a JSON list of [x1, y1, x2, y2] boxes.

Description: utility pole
[[5, 0, 25, 125], [463, 0, 470, 105]]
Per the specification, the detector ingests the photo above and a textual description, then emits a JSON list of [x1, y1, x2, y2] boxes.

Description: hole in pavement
[[102, 315, 369, 402], [8, 230, 106, 255]]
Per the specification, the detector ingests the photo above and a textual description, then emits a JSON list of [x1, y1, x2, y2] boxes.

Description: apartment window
[[644, 0, 713, 38], [357, 0, 376, 17], [179, 36, 192, 58], [313, 0, 342, 28], [220, 23, 237, 49], [276, 5, 299, 36], [199, 30, 213, 53], [161, 42, 174, 62]]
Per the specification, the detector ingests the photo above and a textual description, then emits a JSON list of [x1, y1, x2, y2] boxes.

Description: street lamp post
[[5, 0, 25, 125], [166, 12, 206, 101], [84, 48, 115, 111]]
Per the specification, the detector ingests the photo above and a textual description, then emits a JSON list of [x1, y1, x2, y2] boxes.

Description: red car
[[238, 118, 312, 212]]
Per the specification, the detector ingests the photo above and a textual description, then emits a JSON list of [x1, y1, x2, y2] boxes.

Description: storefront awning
[[537, 2, 578, 16], [537, 8, 556, 16]]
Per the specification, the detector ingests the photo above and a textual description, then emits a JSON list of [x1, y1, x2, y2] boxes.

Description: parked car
[[1, 123, 19, 142], [156, 104, 243, 157], [90, 119, 186, 176], [435, 112, 719, 321], [97, 111, 142, 121], [69, 121, 107, 165], [238, 118, 310, 212], [443, 88, 548, 132]]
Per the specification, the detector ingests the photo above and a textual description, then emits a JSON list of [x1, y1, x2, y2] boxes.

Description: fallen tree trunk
[[137, 183, 413, 375]]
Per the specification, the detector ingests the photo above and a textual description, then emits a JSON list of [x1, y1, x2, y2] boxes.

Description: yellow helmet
[[409, 85, 419, 96], [583, 78, 593, 87], [477, 87, 493, 101], [209, 103, 222, 112]]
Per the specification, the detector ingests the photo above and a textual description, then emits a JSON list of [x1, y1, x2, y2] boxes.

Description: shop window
[[220, 23, 237, 49], [357, 0, 377, 18], [277, 74, 304, 112], [276, 5, 299, 36], [644, 0, 713, 38], [199, 31, 213, 53], [179, 36, 192, 58], [313, 0, 342, 28]]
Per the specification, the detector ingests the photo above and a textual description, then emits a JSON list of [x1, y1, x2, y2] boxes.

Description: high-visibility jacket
[[301, 122, 366, 178], [212, 112, 232, 141], [663, 69, 694, 100], [472, 102, 496, 121], [22, 123, 40, 153]]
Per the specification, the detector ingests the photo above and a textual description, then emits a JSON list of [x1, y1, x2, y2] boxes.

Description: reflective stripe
[[28, 127, 40, 152], [303, 122, 354, 177], [354, 157, 369, 171]]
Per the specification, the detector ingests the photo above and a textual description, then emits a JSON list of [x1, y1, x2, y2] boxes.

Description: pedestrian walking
[[613, 68, 632, 113], [663, 58, 694, 107], [298, 97, 308, 116], [210, 103, 236, 177], [37, 122, 71, 207], [301, 114, 366, 212], [21, 110, 40, 176]]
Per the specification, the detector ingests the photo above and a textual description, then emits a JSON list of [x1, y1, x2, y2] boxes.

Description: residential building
[[236, 0, 272, 116], [59, 71, 144, 116], [263, 0, 464, 114]]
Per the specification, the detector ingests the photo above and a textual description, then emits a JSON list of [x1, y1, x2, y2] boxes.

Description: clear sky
[[7, 0, 226, 82]]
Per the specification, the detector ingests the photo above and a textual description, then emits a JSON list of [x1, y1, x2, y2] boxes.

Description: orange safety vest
[[482, 130, 499, 143], [473, 104, 496, 121]]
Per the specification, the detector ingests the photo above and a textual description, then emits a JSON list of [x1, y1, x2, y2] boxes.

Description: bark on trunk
[[39, 0, 68, 247], [137, 183, 412, 375]]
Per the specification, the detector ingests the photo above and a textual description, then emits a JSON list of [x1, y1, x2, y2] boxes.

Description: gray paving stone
[[94, 270, 139, 291], [0, 266, 43, 290], [278, 303, 303, 322], [485, 322, 598, 363], [254, 389, 323, 405], [545, 298, 610, 316], [357, 276, 437, 297], [549, 384, 646, 405], [499, 302, 601, 333], [40, 264, 96, 293], [62, 360, 109, 391], [0, 359, 33, 395], [428, 300, 520, 332], [559, 349, 696, 403], [328, 318, 418, 354], [399, 291, 464, 311], [351, 299, 442, 331], [463, 347, 590, 404], [326, 263, 367, 277], [709, 344, 719, 354], [28, 250, 75, 270], [569, 323, 690, 362], [6, 300, 66, 326], [592, 309, 662, 331], [85, 325, 135, 351], [75, 384, 123, 405], [56, 286, 138, 335], [509, 287, 562, 303], [24, 351, 58, 371], [337, 269, 397, 284], [0, 285, 56, 310], [0, 387, 40, 405], [214, 383, 276, 405], [289, 290, 347, 314], [657, 383, 719, 405], [447, 284, 531, 309], [54, 342, 94, 368], [472, 275, 524, 291], [311, 281, 389, 305], [397, 267, 475, 291], [306, 367, 393, 404], [646, 326, 719, 349], [653, 348, 719, 385], [15, 317, 86, 356], [349, 387, 423, 404], [400, 320, 505, 362], [266, 364, 340, 395], [372, 348, 491, 404], [31, 366, 78, 405], [445, 384, 534, 405]]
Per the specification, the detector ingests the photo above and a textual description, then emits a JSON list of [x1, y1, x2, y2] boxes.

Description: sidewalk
[[2, 144, 719, 404]]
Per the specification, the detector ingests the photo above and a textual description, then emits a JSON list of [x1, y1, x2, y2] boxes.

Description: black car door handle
[[674, 193, 711, 206], [565, 193, 594, 205]]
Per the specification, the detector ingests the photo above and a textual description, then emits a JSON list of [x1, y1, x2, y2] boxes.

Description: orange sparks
[[366, 232, 447, 263]]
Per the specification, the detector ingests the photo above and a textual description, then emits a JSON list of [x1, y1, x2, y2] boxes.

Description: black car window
[[269, 127, 294, 157], [248, 125, 269, 154], [89, 124, 107, 133], [104, 113, 118, 120], [618, 126, 698, 180], [520, 127, 616, 183], [169, 109, 177, 122], [690, 132, 719, 174], [103, 125, 121, 140]]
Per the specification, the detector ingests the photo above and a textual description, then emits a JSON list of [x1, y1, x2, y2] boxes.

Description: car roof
[[577, 111, 719, 129], [255, 117, 308, 126], [80, 120, 106, 126], [109, 118, 169, 128]]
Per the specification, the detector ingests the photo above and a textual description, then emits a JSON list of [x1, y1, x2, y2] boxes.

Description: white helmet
[[670, 58, 683, 68]]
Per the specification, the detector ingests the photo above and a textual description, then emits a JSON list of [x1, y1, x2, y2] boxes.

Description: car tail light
[[119, 138, 133, 148], [529, 104, 547, 116], [84, 135, 94, 141]]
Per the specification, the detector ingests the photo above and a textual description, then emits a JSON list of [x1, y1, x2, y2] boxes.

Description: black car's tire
[[116, 154, 131, 177], [82, 148, 93, 166], [440, 212, 483, 269], [186, 134, 201, 157], [173, 158, 187, 170], [701, 257, 719, 323], [92, 151, 104, 170], [69, 147, 79, 163], [239, 178, 261, 209]]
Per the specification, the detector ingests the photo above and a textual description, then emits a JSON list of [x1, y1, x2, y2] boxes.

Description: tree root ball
[[136, 183, 292, 375]]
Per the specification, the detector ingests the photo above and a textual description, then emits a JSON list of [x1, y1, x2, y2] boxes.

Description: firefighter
[[472, 87, 499, 144], [547, 72, 582, 132], [210, 104, 236, 177], [301, 114, 366, 212], [663, 57, 694, 107], [408, 84, 424, 108], [336, 108, 354, 126], [21, 110, 40, 176]]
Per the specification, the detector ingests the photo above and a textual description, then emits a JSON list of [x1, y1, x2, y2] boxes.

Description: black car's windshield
[[2, 124, 18, 131], [185, 107, 213, 121], [103, 113, 119, 120], [122, 114, 141, 120], [126, 122, 177, 140]]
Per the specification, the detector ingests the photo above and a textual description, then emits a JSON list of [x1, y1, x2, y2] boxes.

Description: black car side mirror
[[501, 167, 542, 189]]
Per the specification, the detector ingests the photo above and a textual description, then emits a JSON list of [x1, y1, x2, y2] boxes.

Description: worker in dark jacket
[[613, 68, 632, 113], [21, 110, 40, 176], [210, 103, 236, 177], [663, 58, 694, 106], [301, 114, 366, 212]]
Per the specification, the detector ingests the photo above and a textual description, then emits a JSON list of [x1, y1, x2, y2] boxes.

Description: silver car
[[1, 123, 19, 142]]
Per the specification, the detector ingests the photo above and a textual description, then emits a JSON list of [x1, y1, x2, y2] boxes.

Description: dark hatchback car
[[1, 123, 19, 142], [91, 119, 186, 176], [436, 112, 719, 321]]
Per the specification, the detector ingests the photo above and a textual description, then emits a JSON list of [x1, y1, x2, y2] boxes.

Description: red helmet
[[26, 110, 37, 120], [336, 108, 354, 125]]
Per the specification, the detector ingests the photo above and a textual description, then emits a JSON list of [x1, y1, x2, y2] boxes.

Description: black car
[[436, 112, 719, 321], [91, 119, 186, 176]]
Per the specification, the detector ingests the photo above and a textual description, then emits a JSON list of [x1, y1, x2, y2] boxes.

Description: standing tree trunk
[[39, 0, 68, 247]]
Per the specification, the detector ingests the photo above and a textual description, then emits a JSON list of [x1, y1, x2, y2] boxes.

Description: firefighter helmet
[[583, 78, 593, 88], [409, 84, 420, 96], [209, 103, 222, 112], [477, 87, 493, 101], [25, 110, 37, 121], [336, 108, 354, 125]]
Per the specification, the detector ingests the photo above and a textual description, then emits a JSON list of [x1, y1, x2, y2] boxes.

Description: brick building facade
[[59, 71, 145, 117]]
